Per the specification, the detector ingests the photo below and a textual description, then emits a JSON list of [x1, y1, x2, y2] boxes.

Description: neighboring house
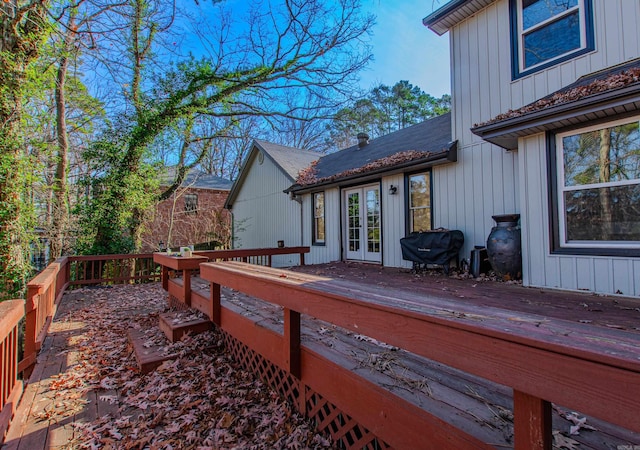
[[421, 0, 640, 296], [224, 140, 320, 266], [141, 171, 233, 252]]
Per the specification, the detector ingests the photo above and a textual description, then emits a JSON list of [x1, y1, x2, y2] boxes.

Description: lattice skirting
[[222, 331, 391, 450], [167, 294, 189, 311]]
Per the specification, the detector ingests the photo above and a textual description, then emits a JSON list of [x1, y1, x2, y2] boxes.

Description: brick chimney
[[357, 132, 369, 148]]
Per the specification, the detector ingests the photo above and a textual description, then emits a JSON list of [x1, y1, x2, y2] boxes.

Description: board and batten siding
[[302, 175, 414, 269], [302, 187, 342, 265], [381, 174, 412, 269], [230, 152, 304, 267], [447, 0, 640, 296]]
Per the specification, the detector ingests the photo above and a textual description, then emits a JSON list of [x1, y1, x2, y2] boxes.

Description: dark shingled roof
[[471, 59, 640, 149], [291, 113, 453, 192]]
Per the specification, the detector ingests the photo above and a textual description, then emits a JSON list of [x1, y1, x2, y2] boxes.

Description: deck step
[[127, 327, 177, 374], [158, 310, 212, 343]]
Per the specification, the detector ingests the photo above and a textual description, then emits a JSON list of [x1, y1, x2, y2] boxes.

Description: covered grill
[[400, 230, 464, 275]]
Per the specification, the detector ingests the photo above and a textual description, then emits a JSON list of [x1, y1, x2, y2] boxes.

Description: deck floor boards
[[3, 262, 640, 448]]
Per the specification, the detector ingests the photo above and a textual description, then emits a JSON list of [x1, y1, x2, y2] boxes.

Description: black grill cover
[[400, 230, 464, 265]]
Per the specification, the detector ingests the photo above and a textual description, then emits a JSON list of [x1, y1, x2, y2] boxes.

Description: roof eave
[[422, 0, 497, 35], [471, 85, 640, 150], [289, 142, 458, 195]]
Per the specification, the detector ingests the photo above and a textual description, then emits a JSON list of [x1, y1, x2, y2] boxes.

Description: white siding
[[381, 174, 411, 269], [447, 0, 640, 296], [432, 141, 518, 268], [303, 187, 342, 265], [230, 153, 303, 267]]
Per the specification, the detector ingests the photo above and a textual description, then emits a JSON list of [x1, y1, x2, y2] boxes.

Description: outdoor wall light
[[388, 185, 398, 195]]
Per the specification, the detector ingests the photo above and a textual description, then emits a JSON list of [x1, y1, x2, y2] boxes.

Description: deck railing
[[17, 254, 160, 377], [199, 261, 640, 450], [194, 246, 309, 266], [0, 300, 24, 441], [4, 247, 310, 443], [14, 248, 307, 381]]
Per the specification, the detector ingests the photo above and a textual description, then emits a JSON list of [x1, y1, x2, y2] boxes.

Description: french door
[[344, 185, 382, 263]]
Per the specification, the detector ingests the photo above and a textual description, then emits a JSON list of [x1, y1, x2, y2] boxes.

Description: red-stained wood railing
[[199, 261, 640, 450], [67, 253, 158, 287], [193, 246, 309, 267], [18, 254, 159, 377], [1, 252, 159, 443], [155, 247, 310, 309], [0, 300, 24, 441]]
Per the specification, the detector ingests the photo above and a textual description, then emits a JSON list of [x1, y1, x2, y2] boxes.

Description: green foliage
[[327, 80, 451, 149], [75, 123, 161, 255]]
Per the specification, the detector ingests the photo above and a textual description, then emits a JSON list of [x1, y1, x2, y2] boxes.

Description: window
[[184, 193, 198, 214], [408, 172, 432, 233], [511, 0, 594, 78], [552, 116, 640, 253], [313, 192, 325, 245]]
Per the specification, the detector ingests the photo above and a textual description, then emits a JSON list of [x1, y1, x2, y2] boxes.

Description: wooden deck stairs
[[127, 309, 212, 374]]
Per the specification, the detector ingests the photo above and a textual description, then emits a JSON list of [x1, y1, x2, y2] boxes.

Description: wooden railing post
[[299, 252, 305, 266], [514, 390, 552, 450], [0, 300, 25, 442], [161, 265, 169, 291], [210, 282, 221, 326], [284, 308, 301, 379], [21, 285, 41, 376]]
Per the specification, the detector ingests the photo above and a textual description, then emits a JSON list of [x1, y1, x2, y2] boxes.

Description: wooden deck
[[2, 262, 640, 448]]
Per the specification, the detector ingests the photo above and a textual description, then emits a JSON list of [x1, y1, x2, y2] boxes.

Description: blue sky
[[359, 0, 451, 96], [180, 0, 451, 98]]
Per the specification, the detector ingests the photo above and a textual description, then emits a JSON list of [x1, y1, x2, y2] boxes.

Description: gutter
[[471, 84, 640, 150]]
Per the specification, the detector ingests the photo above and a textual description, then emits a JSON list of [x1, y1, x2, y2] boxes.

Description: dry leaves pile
[[295, 150, 436, 187], [51, 284, 332, 449], [475, 67, 640, 127]]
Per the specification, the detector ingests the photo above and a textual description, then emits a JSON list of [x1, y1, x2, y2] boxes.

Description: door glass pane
[[366, 189, 380, 253], [348, 193, 360, 252]]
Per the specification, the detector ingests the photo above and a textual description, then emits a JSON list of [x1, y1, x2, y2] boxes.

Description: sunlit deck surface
[[3, 262, 640, 449]]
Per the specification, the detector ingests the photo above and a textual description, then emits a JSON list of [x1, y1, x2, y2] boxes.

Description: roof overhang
[[287, 142, 457, 195], [471, 83, 640, 150], [422, 0, 497, 35]]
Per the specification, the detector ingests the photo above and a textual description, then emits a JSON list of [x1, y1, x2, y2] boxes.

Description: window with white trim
[[313, 192, 325, 245], [511, 0, 594, 78], [556, 117, 640, 249], [408, 172, 432, 233]]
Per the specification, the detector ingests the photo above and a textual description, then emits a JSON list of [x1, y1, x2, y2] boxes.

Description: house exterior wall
[[302, 174, 415, 269], [446, 0, 640, 296], [433, 0, 519, 268], [230, 153, 304, 267], [302, 187, 342, 265], [141, 187, 230, 252]]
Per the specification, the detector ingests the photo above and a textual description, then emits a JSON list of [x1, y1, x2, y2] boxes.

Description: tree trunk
[[0, 1, 49, 297], [599, 128, 613, 240], [50, 14, 76, 261]]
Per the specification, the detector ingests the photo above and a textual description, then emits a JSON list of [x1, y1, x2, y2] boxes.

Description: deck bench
[[198, 260, 640, 450]]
